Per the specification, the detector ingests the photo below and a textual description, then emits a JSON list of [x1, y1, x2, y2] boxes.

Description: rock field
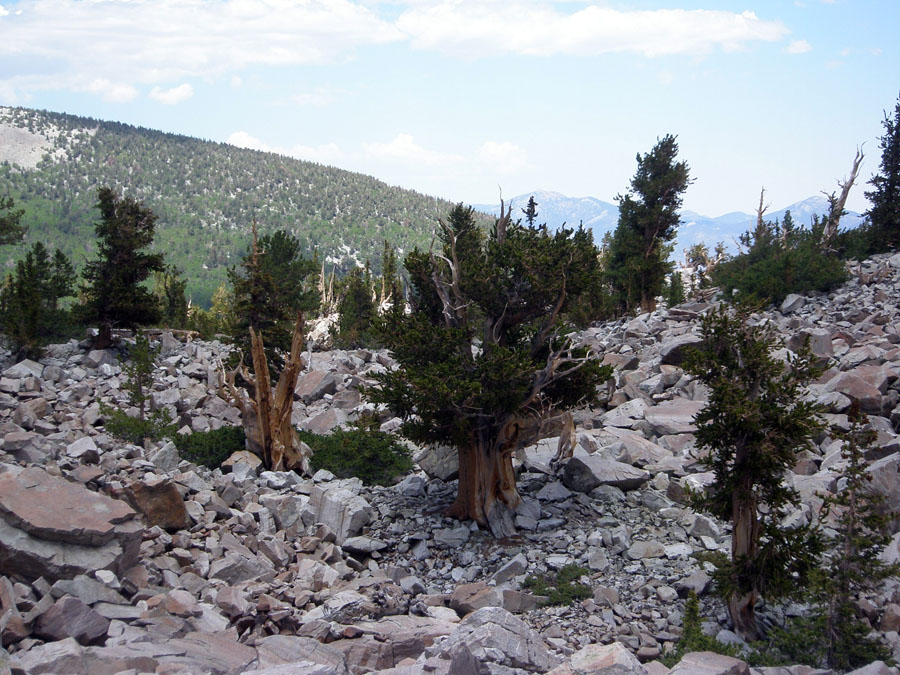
[[3, 253, 900, 674]]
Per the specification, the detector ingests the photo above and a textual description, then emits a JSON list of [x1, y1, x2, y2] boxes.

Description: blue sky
[[0, 0, 897, 216]]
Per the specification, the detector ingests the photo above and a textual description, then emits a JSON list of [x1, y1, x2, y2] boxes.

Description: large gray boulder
[[303, 484, 374, 544], [548, 641, 647, 674], [868, 454, 900, 532], [561, 456, 650, 493], [430, 606, 561, 672], [0, 466, 143, 582], [669, 651, 749, 675], [660, 333, 703, 366], [643, 398, 704, 435], [414, 444, 459, 481]]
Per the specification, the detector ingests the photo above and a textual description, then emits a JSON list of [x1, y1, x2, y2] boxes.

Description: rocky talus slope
[[3, 255, 900, 674]]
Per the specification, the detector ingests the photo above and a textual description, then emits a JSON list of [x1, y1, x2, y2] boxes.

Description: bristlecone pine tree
[[229, 224, 318, 376], [814, 403, 900, 670], [1, 242, 74, 360], [79, 187, 164, 348], [0, 196, 25, 246], [865, 91, 900, 252], [683, 304, 823, 640], [607, 135, 691, 314], [369, 203, 611, 537]]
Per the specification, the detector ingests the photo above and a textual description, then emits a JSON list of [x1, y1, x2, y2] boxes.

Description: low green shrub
[[662, 592, 744, 667], [174, 425, 246, 469], [100, 403, 178, 445], [523, 564, 591, 606], [299, 427, 413, 486]]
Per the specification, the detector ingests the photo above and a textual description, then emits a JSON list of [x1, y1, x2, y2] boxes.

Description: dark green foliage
[[522, 195, 539, 226], [665, 271, 685, 307], [229, 226, 318, 374], [153, 265, 189, 329], [523, 564, 591, 606], [0, 195, 25, 245], [369, 203, 612, 533], [121, 333, 156, 421], [299, 427, 413, 486], [100, 404, 177, 445], [606, 135, 691, 314], [372, 205, 610, 451], [101, 333, 177, 443], [0, 107, 491, 306], [78, 187, 164, 345], [865, 91, 900, 252], [662, 593, 743, 667], [683, 305, 824, 638], [174, 426, 246, 469], [0, 242, 75, 359], [333, 266, 377, 348], [712, 210, 846, 305], [808, 404, 900, 670]]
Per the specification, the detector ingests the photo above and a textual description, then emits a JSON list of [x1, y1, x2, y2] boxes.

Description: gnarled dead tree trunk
[[822, 147, 864, 247], [219, 312, 311, 474]]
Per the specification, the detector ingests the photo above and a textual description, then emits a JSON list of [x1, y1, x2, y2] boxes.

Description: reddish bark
[[447, 433, 521, 538]]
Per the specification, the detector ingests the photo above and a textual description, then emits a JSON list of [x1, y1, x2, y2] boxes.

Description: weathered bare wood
[[822, 147, 864, 247], [219, 314, 311, 474]]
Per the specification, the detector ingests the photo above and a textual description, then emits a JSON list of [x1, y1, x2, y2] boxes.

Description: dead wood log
[[219, 313, 311, 474]]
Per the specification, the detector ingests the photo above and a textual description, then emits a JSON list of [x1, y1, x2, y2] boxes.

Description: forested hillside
[[0, 107, 486, 306]]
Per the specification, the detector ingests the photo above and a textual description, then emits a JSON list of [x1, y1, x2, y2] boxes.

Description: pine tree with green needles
[[369, 203, 611, 537], [229, 225, 318, 374], [0, 196, 25, 246], [865, 91, 900, 252], [814, 403, 899, 670], [78, 187, 164, 348], [334, 265, 376, 348], [683, 304, 824, 640], [1, 242, 75, 359], [607, 135, 691, 314]]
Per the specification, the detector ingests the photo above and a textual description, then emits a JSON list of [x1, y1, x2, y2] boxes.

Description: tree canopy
[[865, 91, 900, 251], [683, 304, 823, 640], [78, 187, 164, 347], [607, 135, 691, 314], [369, 203, 611, 537], [1, 241, 75, 359], [229, 225, 318, 374], [0, 196, 25, 246]]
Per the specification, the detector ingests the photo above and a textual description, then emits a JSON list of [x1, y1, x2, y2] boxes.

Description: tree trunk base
[[729, 591, 760, 641], [447, 441, 521, 537]]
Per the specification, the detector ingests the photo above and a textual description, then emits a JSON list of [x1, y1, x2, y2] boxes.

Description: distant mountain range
[[473, 191, 866, 262]]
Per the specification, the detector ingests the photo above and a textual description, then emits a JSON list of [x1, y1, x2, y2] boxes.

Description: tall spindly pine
[[607, 135, 690, 314]]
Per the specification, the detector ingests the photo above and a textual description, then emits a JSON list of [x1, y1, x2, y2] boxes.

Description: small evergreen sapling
[[101, 333, 176, 444]]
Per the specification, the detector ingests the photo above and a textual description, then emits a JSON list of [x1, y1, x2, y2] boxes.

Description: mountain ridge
[[473, 192, 866, 260], [0, 106, 489, 306]]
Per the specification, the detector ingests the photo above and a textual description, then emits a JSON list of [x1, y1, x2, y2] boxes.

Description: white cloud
[[786, 40, 812, 54], [0, 5, 8, 17], [227, 131, 272, 153], [397, 4, 788, 58], [0, 0, 403, 100], [478, 141, 528, 174], [149, 83, 194, 105], [84, 78, 138, 103], [364, 134, 464, 166], [227, 131, 345, 165]]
